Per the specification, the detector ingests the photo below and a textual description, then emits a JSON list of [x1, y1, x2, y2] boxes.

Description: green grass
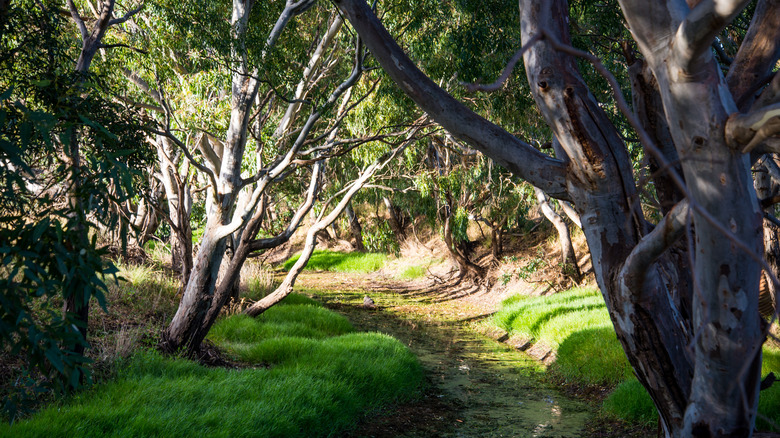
[[397, 264, 428, 280], [494, 287, 780, 431], [492, 287, 632, 385], [602, 378, 658, 426], [3, 297, 423, 437], [603, 346, 780, 432], [283, 250, 387, 273]]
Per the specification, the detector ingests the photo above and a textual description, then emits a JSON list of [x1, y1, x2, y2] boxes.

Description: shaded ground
[[296, 271, 621, 438]]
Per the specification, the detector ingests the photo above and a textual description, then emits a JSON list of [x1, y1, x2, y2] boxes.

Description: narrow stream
[[308, 287, 592, 437]]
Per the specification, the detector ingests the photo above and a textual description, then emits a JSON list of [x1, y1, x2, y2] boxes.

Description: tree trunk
[[534, 186, 581, 283], [383, 196, 405, 240], [755, 155, 779, 318], [442, 194, 483, 280], [490, 217, 506, 259], [346, 202, 366, 251]]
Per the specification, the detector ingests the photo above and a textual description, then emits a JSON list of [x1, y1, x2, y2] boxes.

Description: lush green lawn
[[492, 287, 780, 431], [2, 294, 423, 437], [283, 250, 387, 273]]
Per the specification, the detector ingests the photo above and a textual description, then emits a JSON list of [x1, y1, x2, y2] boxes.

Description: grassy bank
[[283, 250, 387, 273], [2, 293, 423, 437], [491, 287, 780, 431]]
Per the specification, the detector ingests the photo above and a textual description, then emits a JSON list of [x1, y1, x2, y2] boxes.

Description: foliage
[[362, 221, 401, 255], [282, 250, 387, 273]]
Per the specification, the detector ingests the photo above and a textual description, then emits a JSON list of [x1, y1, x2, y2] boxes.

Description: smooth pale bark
[[533, 187, 581, 283], [163, 6, 367, 354], [162, 0, 260, 354], [621, 1, 763, 435], [191, 162, 323, 348]]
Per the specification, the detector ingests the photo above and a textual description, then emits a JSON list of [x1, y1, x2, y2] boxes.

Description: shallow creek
[[304, 283, 592, 438]]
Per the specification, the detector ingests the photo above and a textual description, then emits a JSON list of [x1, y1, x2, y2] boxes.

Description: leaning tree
[[333, 0, 779, 436]]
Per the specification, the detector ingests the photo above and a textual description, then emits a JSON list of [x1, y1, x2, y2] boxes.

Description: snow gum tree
[[333, 0, 780, 436]]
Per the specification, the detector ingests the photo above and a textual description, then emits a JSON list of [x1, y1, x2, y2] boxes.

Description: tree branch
[[725, 102, 780, 153], [673, 0, 752, 75], [619, 200, 690, 302], [66, 0, 88, 41], [332, 0, 570, 200], [108, 3, 143, 26], [726, 0, 780, 110]]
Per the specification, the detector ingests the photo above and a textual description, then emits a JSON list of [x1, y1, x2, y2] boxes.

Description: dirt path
[[296, 271, 593, 437]]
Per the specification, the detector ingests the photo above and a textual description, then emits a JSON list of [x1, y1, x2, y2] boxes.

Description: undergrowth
[[283, 250, 387, 273]]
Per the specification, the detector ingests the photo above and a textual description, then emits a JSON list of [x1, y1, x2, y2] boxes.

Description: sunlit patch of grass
[[397, 264, 428, 280], [553, 327, 631, 385], [283, 250, 386, 273], [493, 287, 606, 347], [208, 306, 354, 349], [3, 301, 422, 437], [492, 287, 630, 386]]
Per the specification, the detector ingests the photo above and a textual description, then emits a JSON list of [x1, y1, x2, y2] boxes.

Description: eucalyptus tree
[[117, 0, 405, 355], [333, 0, 779, 436]]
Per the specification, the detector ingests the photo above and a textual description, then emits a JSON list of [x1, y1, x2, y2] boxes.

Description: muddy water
[[309, 288, 591, 438]]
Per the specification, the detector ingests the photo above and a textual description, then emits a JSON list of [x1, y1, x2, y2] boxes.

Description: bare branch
[[725, 102, 780, 153], [108, 3, 143, 26], [196, 133, 223, 174], [66, 0, 88, 41], [122, 68, 163, 104], [673, 0, 752, 74]]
